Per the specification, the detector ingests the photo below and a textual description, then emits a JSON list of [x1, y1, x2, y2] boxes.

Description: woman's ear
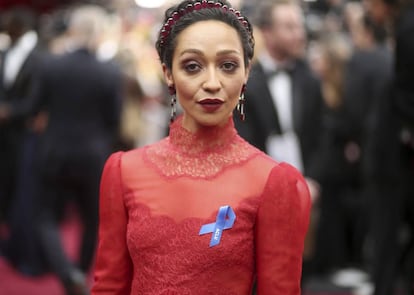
[[162, 63, 174, 88]]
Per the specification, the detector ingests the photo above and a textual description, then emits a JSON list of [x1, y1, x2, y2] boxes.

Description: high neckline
[[168, 115, 238, 156], [144, 115, 260, 178]]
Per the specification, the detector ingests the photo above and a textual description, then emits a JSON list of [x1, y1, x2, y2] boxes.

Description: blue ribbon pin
[[199, 205, 236, 247]]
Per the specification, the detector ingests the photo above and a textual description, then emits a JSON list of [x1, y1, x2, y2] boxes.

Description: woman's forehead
[[175, 20, 242, 49]]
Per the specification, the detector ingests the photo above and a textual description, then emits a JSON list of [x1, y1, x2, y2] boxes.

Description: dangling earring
[[237, 84, 246, 121], [169, 86, 177, 123]]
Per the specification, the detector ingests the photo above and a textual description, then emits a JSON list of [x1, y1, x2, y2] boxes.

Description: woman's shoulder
[[234, 142, 304, 191], [106, 147, 143, 162], [116, 138, 168, 160], [261, 162, 311, 212], [243, 142, 287, 170], [104, 142, 158, 169], [266, 162, 308, 189], [273, 161, 304, 175]]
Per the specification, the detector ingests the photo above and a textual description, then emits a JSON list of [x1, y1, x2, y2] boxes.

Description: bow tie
[[266, 63, 295, 79]]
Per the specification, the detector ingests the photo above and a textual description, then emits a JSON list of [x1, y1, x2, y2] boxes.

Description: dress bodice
[[92, 116, 311, 295]]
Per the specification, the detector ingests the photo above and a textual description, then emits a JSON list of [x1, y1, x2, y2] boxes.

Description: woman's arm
[[255, 163, 311, 295], [92, 152, 133, 295]]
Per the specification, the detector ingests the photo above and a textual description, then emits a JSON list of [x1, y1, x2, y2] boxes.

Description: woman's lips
[[198, 98, 224, 112]]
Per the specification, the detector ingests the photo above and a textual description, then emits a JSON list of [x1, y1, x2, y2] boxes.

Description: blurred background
[[0, 0, 411, 294]]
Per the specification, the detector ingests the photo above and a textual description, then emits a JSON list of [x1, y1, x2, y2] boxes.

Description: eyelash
[[221, 62, 239, 72], [184, 62, 201, 73], [182, 61, 240, 74]]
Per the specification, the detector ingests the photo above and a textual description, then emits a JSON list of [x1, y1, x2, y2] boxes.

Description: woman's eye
[[184, 62, 201, 73], [221, 62, 238, 72]]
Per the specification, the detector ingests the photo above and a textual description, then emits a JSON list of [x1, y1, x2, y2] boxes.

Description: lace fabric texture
[[92, 116, 311, 295], [144, 117, 258, 178]]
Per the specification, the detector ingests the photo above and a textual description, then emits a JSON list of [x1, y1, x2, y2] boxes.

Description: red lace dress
[[92, 116, 311, 295]]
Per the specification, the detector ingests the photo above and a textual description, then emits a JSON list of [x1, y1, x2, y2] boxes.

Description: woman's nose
[[202, 68, 221, 92]]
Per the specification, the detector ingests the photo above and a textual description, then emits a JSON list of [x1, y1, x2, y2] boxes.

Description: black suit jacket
[[0, 42, 47, 220], [13, 48, 123, 178], [393, 3, 414, 130], [234, 59, 323, 178], [0, 45, 46, 130], [0, 44, 47, 163], [315, 47, 393, 184]]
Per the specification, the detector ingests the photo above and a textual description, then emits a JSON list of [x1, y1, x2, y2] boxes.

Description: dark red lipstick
[[198, 98, 224, 112]]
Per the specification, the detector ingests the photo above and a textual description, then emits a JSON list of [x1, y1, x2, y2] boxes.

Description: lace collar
[[168, 115, 237, 156], [144, 115, 260, 179]]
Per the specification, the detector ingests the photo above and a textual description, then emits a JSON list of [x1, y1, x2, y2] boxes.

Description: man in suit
[[0, 6, 44, 226], [0, 6, 52, 276], [309, 16, 393, 280], [234, 1, 323, 284], [1, 5, 122, 295], [365, 0, 414, 294], [235, 0, 323, 198], [37, 6, 122, 295]]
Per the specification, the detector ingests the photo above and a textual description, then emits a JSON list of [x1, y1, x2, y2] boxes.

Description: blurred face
[[4, 19, 24, 45], [363, 0, 391, 24], [163, 20, 249, 132], [307, 42, 324, 77], [352, 23, 372, 50], [264, 4, 306, 60]]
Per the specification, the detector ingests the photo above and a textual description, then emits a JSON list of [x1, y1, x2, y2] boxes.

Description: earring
[[237, 84, 246, 121], [169, 86, 177, 123]]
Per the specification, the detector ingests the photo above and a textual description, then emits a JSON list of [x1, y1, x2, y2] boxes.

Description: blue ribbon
[[199, 205, 236, 247]]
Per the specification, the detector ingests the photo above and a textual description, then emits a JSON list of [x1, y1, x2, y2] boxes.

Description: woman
[[91, 0, 311, 294]]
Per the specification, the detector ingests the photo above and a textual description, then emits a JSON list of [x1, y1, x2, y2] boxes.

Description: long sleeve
[[255, 162, 311, 294], [92, 152, 133, 295]]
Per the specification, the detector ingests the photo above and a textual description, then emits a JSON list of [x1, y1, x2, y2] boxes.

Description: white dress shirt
[[3, 30, 38, 88], [258, 52, 304, 172]]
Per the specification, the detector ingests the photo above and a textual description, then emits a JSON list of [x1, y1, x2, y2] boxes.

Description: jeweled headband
[[158, 0, 251, 47]]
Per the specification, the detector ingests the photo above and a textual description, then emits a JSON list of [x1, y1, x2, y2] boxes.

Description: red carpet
[[0, 211, 92, 295], [0, 261, 63, 295]]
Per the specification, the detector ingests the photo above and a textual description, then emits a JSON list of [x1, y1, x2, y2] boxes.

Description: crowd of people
[[0, 0, 413, 294]]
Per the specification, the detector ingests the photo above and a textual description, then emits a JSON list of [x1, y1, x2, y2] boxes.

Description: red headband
[[159, 0, 250, 47]]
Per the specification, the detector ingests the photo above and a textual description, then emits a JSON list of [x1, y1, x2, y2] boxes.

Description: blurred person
[[310, 21, 392, 287], [0, 7, 48, 274], [91, 0, 311, 294], [34, 5, 122, 295], [39, 7, 71, 55], [351, 12, 390, 50], [0, 4, 123, 295], [232, 1, 323, 284], [234, 0, 323, 210], [0, 5, 42, 224], [112, 48, 146, 150], [345, 15, 393, 279], [365, 0, 414, 130], [364, 0, 414, 293], [309, 32, 354, 276], [112, 44, 168, 149], [343, 1, 365, 36]]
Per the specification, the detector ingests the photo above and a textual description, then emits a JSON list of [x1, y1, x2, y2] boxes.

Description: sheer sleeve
[[92, 152, 133, 295], [255, 162, 311, 295]]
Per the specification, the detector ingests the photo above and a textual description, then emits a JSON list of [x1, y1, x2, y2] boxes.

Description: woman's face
[[163, 20, 250, 132]]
